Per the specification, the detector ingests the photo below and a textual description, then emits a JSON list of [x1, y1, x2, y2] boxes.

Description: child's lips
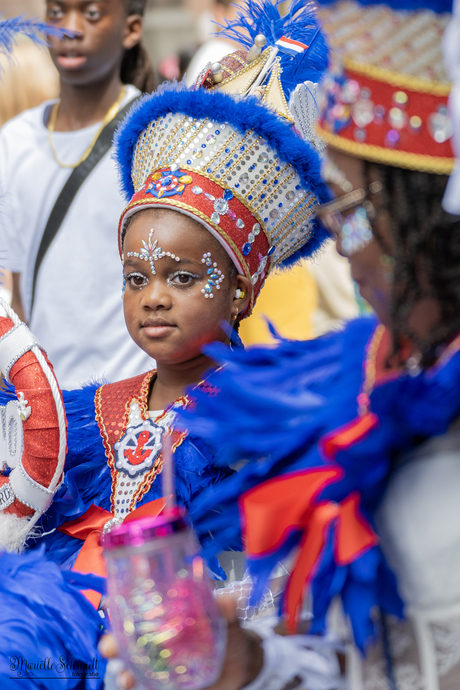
[[142, 318, 176, 338], [56, 53, 87, 69]]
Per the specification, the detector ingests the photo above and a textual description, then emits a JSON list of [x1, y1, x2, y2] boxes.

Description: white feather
[[0, 513, 42, 553]]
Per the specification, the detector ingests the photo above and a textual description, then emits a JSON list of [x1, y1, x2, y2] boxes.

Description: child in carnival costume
[[176, 1, 460, 689], [0, 4, 333, 686], [0, 17, 109, 690], [0, 0, 330, 606]]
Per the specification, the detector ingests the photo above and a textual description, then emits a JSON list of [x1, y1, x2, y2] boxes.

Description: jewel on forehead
[[125, 228, 181, 275], [200, 252, 225, 299]]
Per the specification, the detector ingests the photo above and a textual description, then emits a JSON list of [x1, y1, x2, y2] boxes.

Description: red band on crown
[[118, 167, 273, 312], [318, 62, 454, 175]]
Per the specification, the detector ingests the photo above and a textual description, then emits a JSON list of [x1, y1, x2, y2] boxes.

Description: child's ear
[[232, 275, 252, 314], [123, 14, 143, 51]]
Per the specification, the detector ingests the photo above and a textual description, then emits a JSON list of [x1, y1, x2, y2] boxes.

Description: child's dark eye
[[167, 271, 201, 288], [126, 272, 148, 289], [177, 274, 193, 285]]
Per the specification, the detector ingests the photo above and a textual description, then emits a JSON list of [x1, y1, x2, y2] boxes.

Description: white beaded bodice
[[112, 402, 176, 518]]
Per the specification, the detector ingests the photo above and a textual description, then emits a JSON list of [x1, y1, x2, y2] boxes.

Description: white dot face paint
[[124, 228, 226, 301], [200, 253, 225, 299]]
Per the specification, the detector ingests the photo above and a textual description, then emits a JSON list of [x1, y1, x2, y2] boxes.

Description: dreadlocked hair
[[121, 0, 156, 93], [367, 161, 460, 366]]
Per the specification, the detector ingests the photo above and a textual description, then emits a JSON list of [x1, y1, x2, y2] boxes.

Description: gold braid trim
[[210, 50, 270, 92], [317, 125, 454, 175], [343, 57, 451, 97], [94, 384, 118, 512], [177, 165, 267, 228], [130, 393, 191, 510]]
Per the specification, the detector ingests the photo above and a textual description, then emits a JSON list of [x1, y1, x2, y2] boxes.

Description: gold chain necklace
[[47, 85, 127, 169], [357, 324, 386, 416]]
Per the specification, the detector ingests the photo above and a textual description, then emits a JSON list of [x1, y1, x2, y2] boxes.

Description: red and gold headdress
[[317, 0, 453, 174], [115, 0, 331, 317]]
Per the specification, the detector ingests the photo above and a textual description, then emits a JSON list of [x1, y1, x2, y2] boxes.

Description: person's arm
[[11, 272, 26, 324]]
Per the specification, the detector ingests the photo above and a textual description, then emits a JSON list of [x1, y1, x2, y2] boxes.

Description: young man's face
[[45, 0, 135, 86]]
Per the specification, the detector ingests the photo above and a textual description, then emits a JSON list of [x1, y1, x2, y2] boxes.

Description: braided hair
[[369, 162, 460, 365], [121, 0, 156, 93]]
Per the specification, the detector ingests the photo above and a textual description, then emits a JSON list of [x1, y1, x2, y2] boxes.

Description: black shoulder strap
[[30, 95, 140, 317]]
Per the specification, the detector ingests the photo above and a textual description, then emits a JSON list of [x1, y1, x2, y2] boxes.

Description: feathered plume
[[0, 15, 72, 60], [216, 0, 329, 95]]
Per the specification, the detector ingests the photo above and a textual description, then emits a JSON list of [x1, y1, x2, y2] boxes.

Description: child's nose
[[141, 279, 173, 310]]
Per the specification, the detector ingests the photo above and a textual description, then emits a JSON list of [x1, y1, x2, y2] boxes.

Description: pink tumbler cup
[[103, 509, 227, 689]]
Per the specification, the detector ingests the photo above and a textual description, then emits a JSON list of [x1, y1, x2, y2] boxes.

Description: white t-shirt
[[0, 85, 154, 389]]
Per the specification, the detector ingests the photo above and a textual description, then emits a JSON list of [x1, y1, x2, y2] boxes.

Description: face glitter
[[200, 253, 225, 298], [126, 228, 181, 275]]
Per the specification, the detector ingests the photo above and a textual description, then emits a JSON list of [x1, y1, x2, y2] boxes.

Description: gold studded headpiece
[[115, 0, 330, 317]]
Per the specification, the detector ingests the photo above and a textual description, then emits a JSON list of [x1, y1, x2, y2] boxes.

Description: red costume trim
[[240, 468, 378, 632], [58, 498, 167, 607]]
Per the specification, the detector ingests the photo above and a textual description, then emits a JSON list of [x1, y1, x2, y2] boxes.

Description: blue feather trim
[[179, 316, 460, 650], [0, 548, 106, 690], [114, 86, 330, 264], [216, 0, 329, 95], [0, 15, 73, 58], [28, 382, 228, 579]]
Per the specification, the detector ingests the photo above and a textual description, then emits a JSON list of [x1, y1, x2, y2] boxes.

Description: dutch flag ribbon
[[275, 36, 310, 57]]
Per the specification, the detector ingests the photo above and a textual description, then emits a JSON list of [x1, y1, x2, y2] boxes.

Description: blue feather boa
[[11, 383, 230, 578], [178, 316, 460, 650], [0, 548, 105, 690]]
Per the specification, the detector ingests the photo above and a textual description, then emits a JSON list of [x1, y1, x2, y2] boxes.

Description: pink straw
[[162, 432, 176, 514]]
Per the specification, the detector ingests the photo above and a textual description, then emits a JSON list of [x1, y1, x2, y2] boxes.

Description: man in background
[[0, 0, 156, 388]]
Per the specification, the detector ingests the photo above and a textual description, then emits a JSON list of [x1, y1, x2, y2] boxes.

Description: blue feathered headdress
[[0, 15, 72, 60], [114, 0, 331, 310], [216, 0, 329, 97], [115, 84, 330, 279]]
